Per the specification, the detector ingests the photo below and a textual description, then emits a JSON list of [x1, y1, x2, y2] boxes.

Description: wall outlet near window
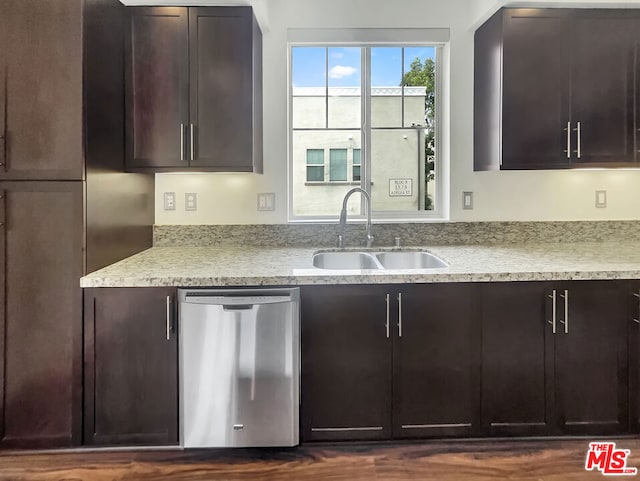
[[185, 193, 197, 211], [163, 192, 176, 211], [595, 190, 607, 208], [463, 191, 474, 210], [257, 193, 275, 211]]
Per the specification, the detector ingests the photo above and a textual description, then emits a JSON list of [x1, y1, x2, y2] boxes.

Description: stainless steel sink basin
[[312, 250, 448, 270], [375, 251, 448, 269], [312, 252, 382, 270]]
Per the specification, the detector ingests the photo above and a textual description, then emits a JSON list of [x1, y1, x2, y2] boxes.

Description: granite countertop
[[80, 241, 640, 287]]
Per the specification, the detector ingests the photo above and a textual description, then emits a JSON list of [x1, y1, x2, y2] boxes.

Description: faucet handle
[[394, 236, 401, 248], [337, 234, 344, 248]]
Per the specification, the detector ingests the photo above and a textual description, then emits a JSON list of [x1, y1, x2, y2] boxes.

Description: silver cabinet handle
[[548, 290, 557, 334], [180, 124, 185, 161], [385, 294, 390, 338], [190, 124, 195, 161], [559, 289, 569, 334], [573, 122, 581, 159], [564, 121, 571, 159], [633, 292, 640, 323], [397, 292, 403, 337], [166, 295, 172, 341]]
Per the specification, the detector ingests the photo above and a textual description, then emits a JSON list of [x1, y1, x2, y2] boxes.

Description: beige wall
[[156, 0, 640, 225]]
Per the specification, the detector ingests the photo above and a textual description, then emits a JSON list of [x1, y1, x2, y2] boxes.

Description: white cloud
[[328, 65, 357, 79]]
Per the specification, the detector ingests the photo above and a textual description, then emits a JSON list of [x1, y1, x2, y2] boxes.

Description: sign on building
[[389, 179, 413, 197]]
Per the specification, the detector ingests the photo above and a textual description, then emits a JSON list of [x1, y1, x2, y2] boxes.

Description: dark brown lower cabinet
[[555, 281, 628, 434], [393, 284, 481, 439], [301, 285, 392, 442], [301, 283, 481, 442], [303, 280, 629, 444], [626, 282, 640, 433], [0, 182, 84, 448], [481, 281, 628, 437], [84, 288, 179, 446], [481, 282, 555, 436]]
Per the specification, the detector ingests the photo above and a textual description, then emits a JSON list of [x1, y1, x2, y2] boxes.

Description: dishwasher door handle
[[223, 304, 254, 311], [181, 294, 294, 306]]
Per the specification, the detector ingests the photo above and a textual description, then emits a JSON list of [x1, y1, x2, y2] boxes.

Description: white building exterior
[[291, 86, 428, 217]]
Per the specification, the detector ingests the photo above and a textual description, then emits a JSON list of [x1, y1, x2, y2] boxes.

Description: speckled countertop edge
[[80, 242, 640, 287]]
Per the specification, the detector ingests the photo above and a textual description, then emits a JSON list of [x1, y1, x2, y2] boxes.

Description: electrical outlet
[[257, 193, 275, 211], [185, 193, 197, 211], [595, 190, 607, 208], [463, 191, 473, 210], [163, 192, 176, 211]]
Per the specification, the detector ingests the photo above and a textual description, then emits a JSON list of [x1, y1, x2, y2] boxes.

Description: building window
[[329, 149, 347, 181], [353, 148, 361, 181], [290, 44, 443, 220], [306, 149, 324, 181]]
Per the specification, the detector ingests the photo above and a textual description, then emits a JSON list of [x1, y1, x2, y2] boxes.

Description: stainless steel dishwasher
[[178, 288, 300, 448]]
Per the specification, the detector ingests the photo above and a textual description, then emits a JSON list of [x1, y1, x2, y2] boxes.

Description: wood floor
[[0, 438, 639, 480]]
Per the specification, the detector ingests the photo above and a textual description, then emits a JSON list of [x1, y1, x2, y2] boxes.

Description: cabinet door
[[554, 281, 628, 434], [0, 1, 83, 180], [629, 282, 640, 432], [501, 10, 571, 169], [481, 282, 556, 436], [84, 288, 179, 446], [0, 182, 83, 448], [188, 7, 256, 171], [570, 12, 636, 165], [300, 285, 392, 441], [125, 7, 189, 171], [393, 284, 480, 439]]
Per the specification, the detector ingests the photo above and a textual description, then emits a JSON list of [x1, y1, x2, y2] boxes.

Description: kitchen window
[[289, 33, 446, 221]]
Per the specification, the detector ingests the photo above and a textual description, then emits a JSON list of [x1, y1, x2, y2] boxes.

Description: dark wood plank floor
[[0, 438, 639, 480]]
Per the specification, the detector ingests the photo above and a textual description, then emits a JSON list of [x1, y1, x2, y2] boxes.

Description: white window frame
[[287, 29, 449, 223]]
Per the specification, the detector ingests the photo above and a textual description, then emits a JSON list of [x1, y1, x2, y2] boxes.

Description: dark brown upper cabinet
[[125, 6, 263, 173], [475, 9, 639, 170], [0, 0, 84, 180]]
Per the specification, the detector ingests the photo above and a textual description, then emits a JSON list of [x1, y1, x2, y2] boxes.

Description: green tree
[[401, 57, 435, 210]]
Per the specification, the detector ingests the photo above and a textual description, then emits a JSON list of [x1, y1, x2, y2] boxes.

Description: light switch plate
[[185, 193, 197, 211], [595, 190, 607, 208], [463, 191, 473, 210], [163, 192, 176, 211], [257, 193, 275, 211]]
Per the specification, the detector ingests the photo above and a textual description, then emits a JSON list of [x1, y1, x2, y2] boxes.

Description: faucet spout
[[339, 188, 374, 248]]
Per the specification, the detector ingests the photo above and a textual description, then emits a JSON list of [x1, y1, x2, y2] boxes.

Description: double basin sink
[[312, 250, 448, 270]]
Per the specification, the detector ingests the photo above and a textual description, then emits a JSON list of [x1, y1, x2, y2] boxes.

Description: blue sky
[[292, 46, 435, 88]]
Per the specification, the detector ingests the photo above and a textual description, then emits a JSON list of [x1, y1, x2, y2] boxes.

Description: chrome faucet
[[339, 188, 374, 248]]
